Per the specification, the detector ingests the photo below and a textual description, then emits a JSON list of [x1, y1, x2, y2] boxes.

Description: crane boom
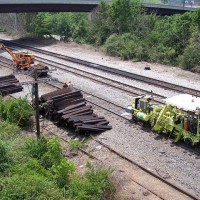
[[0, 43, 19, 61]]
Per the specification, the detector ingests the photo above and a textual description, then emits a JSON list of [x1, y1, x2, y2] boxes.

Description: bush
[[0, 140, 11, 173], [103, 33, 144, 60], [0, 121, 20, 140], [179, 30, 200, 70], [51, 159, 75, 188], [0, 173, 63, 200], [11, 158, 52, 178], [0, 129, 115, 199], [179, 44, 200, 70], [0, 98, 33, 127], [25, 137, 63, 168], [148, 44, 176, 65], [67, 163, 114, 200], [25, 137, 48, 160]]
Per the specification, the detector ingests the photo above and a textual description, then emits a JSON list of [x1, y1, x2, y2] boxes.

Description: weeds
[[0, 140, 11, 173], [67, 162, 114, 200], [0, 121, 20, 140], [68, 139, 84, 151], [0, 97, 33, 127]]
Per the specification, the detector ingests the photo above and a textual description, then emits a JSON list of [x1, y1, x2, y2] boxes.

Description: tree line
[[1, 0, 200, 72]]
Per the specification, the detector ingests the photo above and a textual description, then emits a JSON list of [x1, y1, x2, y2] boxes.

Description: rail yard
[[0, 32, 199, 199]]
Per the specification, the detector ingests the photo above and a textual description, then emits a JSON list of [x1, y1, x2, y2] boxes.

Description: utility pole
[[13, 68, 57, 138], [34, 69, 40, 138]]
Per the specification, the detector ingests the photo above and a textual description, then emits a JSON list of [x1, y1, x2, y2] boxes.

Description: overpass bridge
[[0, 0, 113, 13], [0, 0, 199, 15]]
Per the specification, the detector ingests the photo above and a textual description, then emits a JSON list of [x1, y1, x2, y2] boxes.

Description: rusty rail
[[40, 88, 112, 133], [0, 74, 23, 96]]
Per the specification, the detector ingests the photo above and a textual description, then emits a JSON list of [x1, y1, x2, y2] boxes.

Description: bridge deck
[[0, 0, 198, 14]]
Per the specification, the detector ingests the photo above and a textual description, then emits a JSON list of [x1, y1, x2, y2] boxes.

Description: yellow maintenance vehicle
[[0, 43, 49, 76], [0, 43, 35, 70], [130, 94, 200, 145]]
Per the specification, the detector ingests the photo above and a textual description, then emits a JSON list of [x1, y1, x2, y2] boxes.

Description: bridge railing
[[140, 0, 200, 8]]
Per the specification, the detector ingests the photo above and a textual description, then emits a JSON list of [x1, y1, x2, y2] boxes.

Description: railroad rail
[[0, 55, 166, 106], [1, 40, 200, 97], [0, 59, 128, 119]]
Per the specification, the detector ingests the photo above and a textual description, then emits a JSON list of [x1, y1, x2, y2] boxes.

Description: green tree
[[88, 1, 112, 45], [31, 13, 53, 37]]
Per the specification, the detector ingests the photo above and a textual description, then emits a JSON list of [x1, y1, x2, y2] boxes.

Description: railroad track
[[0, 59, 128, 120], [1, 39, 200, 97], [0, 52, 166, 107], [0, 59, 199, 199]]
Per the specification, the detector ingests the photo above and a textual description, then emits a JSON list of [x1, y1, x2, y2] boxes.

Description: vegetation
[[68, 139, 85, 152], [0, 98, 114, 199], [67, 163, 114, 200], [0, 97, 33, 127]]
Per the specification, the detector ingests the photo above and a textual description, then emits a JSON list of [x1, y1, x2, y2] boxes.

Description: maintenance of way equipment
[[129, 94, 200, 145]]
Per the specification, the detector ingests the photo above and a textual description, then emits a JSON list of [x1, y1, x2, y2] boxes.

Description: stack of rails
[[40, 88, 112, 133], [0, 74, 23, 96]]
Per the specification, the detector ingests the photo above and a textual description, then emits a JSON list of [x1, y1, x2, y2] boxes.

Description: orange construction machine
[[0, 43, 35, 70]]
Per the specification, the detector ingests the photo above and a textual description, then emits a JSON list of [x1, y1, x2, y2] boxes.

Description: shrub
[[0, 140, 11, 173], [103, 33, 144, 60], [0, 173, 63, 200], [67, 163, 114, 200], [25, 136, 48, 160], [148, 44, 176, 65], [0, 98, 33, 127], [40, 138, 63, 168], [179, 30, 200, 70], [51, 159, 75, 188], [11, 158, 52, 178], [0, 121, 20, 140], [179, 44, 200, 70], [25, 137, 63, 169]]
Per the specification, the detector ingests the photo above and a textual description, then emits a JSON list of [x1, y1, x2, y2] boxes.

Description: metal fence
[[140, 0, 200, 8]]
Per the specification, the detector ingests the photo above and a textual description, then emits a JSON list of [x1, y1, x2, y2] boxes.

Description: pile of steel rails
[[40, 87, 112, 133], [0, 74, 23, 96]]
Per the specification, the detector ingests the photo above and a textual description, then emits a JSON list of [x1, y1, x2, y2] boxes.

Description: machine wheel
[[184, 138, 193, 146]]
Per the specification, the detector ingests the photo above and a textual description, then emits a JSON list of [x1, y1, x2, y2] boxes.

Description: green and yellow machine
[[131, 94, 200, 145]]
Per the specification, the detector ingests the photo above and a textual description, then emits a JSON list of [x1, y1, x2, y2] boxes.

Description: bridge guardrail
[[140, 0, 200, 9]]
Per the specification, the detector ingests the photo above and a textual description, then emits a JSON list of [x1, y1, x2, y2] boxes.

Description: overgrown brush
[[0, 173, 63, 200], [0, 97, 33, 127], [0, 140, 11, 173], [0, 121, 20, 140], [103, 33, 145, 61], [0, 133, 114, 199], [67, 162, 114, 200]]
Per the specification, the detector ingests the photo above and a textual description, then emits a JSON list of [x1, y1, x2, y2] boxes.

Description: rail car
[[129, 94, 200, 145]]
